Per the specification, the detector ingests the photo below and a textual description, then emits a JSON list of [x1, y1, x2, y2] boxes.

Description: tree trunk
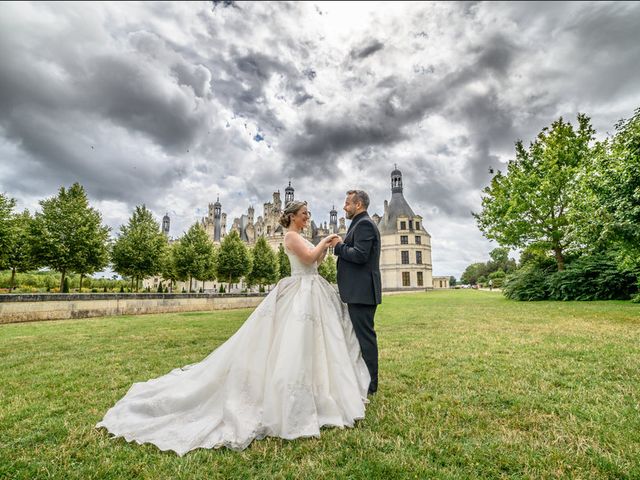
[[131, 277, 134, 292], [202, 279, 205, 292], [59, 269, 65, 293], [554, 247, 565, 271], [10, 267, 16, 291], [80, 274, 84, 292]]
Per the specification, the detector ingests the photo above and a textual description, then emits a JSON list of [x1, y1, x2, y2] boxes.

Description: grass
[[1, 290, 639, 479]]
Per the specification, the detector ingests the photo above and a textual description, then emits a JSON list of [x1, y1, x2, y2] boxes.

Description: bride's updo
[[279, 200, 307, 228]]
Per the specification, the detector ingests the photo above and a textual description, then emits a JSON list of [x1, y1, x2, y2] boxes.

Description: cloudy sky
[[1, 1, 639, 279]]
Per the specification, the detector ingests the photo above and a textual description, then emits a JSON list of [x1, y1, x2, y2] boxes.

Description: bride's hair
[[279, 200, 307, 228]]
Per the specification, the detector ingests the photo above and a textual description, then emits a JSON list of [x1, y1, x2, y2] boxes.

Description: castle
[[156, 168, 436, 291]]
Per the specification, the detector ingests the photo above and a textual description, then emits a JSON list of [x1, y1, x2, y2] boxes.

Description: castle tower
[[273, 191, 282, 211], [284, 181, 295, 206], [162, 213, 170, 236], [377, 165, 432, 291], [213, 196, 222, 242], [391, 164, 403, 193], [329, 205, 337, 231], [248, 205, 254, 224]]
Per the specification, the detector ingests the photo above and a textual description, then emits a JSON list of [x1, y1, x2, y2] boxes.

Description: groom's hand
[[329, 237, 342, 247]]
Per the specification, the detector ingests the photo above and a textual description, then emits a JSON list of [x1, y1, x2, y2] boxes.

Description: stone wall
[[0, 293, 266, 324]]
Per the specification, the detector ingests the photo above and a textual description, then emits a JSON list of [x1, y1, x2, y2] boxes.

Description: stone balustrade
[[0, 293, 266, 324]]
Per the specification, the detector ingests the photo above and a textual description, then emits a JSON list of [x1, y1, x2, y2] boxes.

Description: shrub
[[503, 266, 550, 301], [547, 254, 637, 301]]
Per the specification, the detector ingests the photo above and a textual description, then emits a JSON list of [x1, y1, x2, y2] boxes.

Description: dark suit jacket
[[334, 211, 382, 305]]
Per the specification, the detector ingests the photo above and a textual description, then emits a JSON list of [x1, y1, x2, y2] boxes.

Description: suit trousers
[[347, 303, 378, 394]]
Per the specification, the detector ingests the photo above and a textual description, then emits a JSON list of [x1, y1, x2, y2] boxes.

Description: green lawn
[[1, 290, 639, 479]]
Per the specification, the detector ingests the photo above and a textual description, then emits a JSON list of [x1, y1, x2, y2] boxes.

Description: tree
[[449, 276, 457, 287], [6, 210, 38, 290], [0, 193, 17, 271], [247, 237, 277, 290], [318, 254, 337, 283], [474, 114, 595, 271], [173, 223, 216, 293], [277, 243, 290, 280], [111, 205, 167, 292], [487, 247, 517, 274], [30, 183, 111, 292], [460, 262, 488, 285], [160, 242, 179, 293], [215, 231, 252, 290], [572, 108, 640, 275]]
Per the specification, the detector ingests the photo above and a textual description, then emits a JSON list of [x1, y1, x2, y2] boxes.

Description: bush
[[120, 286, 125, 293], [547, 254, 637, 301], [503, 266, 550, 301], [219, 285, 225, 293]]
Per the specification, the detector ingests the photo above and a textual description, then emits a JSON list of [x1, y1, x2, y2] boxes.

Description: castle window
[[416, 221, 420, 230], [267, 226, 271, 235], [409, 220, 413, 230], [416, 251, 423, 264], [415, 236, 421, 245], [400, 221, 406, 230], [400, 235, 408, 245], [402, 272, 410, 286], [417, 272, 424, 286], [401, 251, 409, 264]]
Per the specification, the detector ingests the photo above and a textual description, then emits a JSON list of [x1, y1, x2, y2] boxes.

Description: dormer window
[[400, 221, 406, 230], [416, 221, 420, 230]]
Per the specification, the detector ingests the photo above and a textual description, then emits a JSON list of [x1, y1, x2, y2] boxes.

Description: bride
[[96, 200, 370, 455]]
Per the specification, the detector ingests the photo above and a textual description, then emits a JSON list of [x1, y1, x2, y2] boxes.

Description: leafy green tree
[[571, 108, 640, 276], [487, 247, 517, 274], [474, 114, 595, 271], [6, 210, 38, 290], [215, 231, 252, 290], [318, 254, 337, 283], [173, 223, 216, 293], [0, 193, 16, 270], [160, 242, 180, 293], [30, 183, 111, 292], [247, 237, 277, 289], [111, 205, 167, 292], [277, 243, 290, 280], [449, 276, 457, 287], [460, 262, 488, 285]]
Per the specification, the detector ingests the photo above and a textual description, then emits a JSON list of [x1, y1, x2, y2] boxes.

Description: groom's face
[[343, 194, 360, 220]]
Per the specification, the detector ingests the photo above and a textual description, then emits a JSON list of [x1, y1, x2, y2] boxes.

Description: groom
[[329, 190, 382, 395]]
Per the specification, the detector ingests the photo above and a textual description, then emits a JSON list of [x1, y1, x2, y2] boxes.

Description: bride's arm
[[284, 232, 334, 265]]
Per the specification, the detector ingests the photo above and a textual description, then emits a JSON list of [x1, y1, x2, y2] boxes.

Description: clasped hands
[[323, 234, 342, 249]]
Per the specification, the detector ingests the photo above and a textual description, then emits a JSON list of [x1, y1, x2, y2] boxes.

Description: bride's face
[[292, 205, 310, 229]]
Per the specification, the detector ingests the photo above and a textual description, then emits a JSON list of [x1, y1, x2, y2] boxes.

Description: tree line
[[469, 107, 639, 301], [0, 188, 338, 293]]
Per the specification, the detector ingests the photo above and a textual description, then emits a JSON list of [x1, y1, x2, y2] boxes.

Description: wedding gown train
[[96, 240, 370, 455]]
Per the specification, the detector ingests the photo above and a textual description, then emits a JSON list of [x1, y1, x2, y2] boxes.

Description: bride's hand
[[323, 234, 339, 247]]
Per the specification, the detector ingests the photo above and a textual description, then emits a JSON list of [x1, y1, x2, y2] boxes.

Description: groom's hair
[[347, 190, 370, 209]]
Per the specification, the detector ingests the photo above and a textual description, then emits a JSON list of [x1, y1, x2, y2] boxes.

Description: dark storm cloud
[[350, 40, 385, 60]]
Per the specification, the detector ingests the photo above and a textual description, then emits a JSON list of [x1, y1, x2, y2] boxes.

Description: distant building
[[375, 167, 433, 291], [151, 169, 436, 292], [432, 276, 450, 289]]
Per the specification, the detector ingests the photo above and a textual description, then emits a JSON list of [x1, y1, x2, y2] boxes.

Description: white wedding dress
[[96, 239, 370, 455]]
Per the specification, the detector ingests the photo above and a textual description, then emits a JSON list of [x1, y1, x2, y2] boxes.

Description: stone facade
[[375, 168, 433, 291], [432, 276, 450, 289]]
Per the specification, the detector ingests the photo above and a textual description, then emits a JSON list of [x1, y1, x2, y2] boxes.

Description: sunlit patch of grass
[[1, 291, 639, 478]]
